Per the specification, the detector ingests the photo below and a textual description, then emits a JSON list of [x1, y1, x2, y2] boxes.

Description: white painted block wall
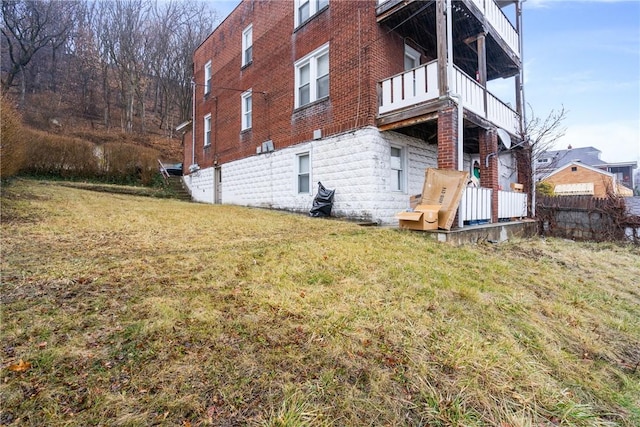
[[185, 167, 215, 203], [183, 126, 440, 225]]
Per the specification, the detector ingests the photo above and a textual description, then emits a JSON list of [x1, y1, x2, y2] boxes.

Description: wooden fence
[[536, 195, 638, 243]]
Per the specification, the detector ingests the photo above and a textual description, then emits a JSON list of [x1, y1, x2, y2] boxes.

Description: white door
[[214, 167, 222, 204]]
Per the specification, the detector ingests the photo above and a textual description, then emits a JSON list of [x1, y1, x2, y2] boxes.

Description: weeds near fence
[[537, 193, 639, 243]]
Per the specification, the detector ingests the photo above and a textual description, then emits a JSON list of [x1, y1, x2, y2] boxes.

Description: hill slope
[[1, 179, 639, 426]]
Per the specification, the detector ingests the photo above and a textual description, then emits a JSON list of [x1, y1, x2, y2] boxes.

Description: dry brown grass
[[1, 179, 639, 426]]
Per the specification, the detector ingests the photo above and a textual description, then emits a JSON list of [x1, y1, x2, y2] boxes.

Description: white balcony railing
[[461, 187, 492, 223], [498, 190, 527, 219], [379, 64, 520, 134], [469, 0, 520, 57], [460, 187, 527, 224], [451, 66, 484, 117], [378, 0, 520, 58], [379, 60, 439, 115]]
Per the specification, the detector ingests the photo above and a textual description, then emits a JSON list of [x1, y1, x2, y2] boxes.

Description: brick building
[[541, 162, 634, 198], [183, 0, 528, 226], [536, 146, 637, 192]]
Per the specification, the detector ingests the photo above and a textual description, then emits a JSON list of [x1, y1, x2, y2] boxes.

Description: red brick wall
[[190, 0, 406, 170], [437, 105, 457, 169], [479, 129, 499, 222]]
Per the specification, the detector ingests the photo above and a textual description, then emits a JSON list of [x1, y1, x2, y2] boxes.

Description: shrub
[[101, 142, 160, 185], [536, 181, 555, 196], [0, 96, 26, 179], [22, 130, 98, 178]]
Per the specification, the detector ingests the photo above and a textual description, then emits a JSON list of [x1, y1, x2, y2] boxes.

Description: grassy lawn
[[1, 178, 639, 426]]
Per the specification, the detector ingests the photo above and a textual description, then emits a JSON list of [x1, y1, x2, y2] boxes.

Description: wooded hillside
[[1, 0, 220, 161]]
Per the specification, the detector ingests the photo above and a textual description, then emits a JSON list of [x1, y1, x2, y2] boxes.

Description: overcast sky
[[522, 0, 639, 164], [209, 0, 640, 164]]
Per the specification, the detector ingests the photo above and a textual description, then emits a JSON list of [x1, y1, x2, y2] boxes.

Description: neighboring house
[[183, 0, 528, 226], [536, 146, 637, 191], [541, 161, 633, 198]]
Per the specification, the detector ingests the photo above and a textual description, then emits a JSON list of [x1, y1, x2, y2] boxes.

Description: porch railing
[[487, 92, 520, 135], [469, 0, 520, 56], [379, 60, 439, 115], [377, 0, 520, 58], [379, 64, 520, 135], [498, 190, 527, 220], [452, 66, 520, 135], [460, 187, 528, 224], [461, 187, 492, 223], [158, 159, 170, 183]]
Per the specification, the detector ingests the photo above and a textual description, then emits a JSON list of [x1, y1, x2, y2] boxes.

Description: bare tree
[[1, 0, 76, 103], [2, 0, 218, 135], [149, 0, 217, 131], [97, 0, 152, 133], [517, 104, 568, 215]]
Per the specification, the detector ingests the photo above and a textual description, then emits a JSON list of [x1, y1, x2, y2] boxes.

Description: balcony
[[377, 0, 520, 59], [378, 62, 520, 135], [468, 0, 519, 57]]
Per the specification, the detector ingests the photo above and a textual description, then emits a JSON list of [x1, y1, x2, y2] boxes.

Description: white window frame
[[241, 90, 252, 131], [294, 0, 328, 28], [390, 145, 405, 192], [242, 24, 253, 67], [297, 152, 311, 194], [204, 61, 212, 95], [204, 114, 212, 147], [404, 44, 420, 71], [294, 43, 329, 108]]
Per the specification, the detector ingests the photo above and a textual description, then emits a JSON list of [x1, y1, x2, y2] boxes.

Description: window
[[571, 166, 578, 172], [295, 0, 328, 27], [404, 44, 420, 71], [204, 61, 212, 95], [390, 146, 404, 192], [295, 44, 329, 108], [241, 90, 252, 130], [242, 25, 253, 67], [204, 114, 211, 147], [297, 153, 310, 194], [537, 158, 549, 163]]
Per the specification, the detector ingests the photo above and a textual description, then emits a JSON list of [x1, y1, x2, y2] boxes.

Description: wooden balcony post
[[436, 0, 448, 96]]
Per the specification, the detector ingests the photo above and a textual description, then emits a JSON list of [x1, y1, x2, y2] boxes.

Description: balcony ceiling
[[378, 0, 519, 80]]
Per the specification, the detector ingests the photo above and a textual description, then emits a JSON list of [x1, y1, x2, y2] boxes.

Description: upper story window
[[204, 61, 212, 95], [295, 0, 328, 28], [241, 90, 252, 130], [294, 43, 329, 108], [404, 44, 420, 71], [204, 114, 212, 147], [242, 24, 253, 67]]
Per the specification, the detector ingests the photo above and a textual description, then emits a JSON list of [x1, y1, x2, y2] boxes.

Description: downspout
[[446, 0, 465, 228], [191, 78, 196, 168], [517, 0, 533, 216]]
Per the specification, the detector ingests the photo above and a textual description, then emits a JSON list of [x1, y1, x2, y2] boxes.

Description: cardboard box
[[420, 168, 469, 230], [397, 204, 441, 231], [409, 194, 422, 210]]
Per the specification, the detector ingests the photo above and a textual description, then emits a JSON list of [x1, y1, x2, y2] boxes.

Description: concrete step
[[163, 176, 192, 201]]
